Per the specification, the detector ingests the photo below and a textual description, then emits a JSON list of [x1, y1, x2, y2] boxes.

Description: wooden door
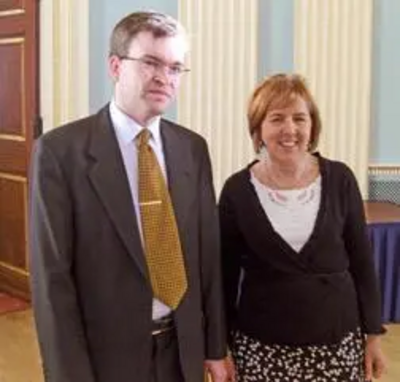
[[0, 0, 39, 299]]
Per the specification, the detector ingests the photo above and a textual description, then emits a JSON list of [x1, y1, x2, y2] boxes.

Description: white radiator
[[369, 166, 400, 205]]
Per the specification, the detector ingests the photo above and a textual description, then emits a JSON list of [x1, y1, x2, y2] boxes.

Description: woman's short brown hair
[[247, 73, 322, 152], [109, 11, 187, 58]]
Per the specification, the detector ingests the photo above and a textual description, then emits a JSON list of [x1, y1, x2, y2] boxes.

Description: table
[[365, 202, 400, 323]]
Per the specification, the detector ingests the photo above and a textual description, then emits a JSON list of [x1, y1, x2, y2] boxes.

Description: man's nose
[[153, 71, 169, 84]]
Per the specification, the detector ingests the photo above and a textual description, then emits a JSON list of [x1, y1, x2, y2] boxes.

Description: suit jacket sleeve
[[29, 138, 96, 382], [342, 165, 384, 335], [197, 140, 227, 359]]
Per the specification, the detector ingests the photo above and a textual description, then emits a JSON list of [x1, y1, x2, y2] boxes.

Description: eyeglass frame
[[118, 55, 190, 78]]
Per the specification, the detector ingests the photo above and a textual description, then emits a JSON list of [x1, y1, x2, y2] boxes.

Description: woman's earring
[[258, 141, 269, 161]]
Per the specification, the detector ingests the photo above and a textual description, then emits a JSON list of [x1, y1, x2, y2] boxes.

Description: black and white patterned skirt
[[231, 329, 365, 382]]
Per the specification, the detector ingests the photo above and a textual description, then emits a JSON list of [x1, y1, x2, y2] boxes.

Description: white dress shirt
[[109, 101, 171, 320]]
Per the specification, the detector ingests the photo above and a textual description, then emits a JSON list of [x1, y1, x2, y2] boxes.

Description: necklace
[[263, 178, 320, 207], [260, 155, 317, 190]]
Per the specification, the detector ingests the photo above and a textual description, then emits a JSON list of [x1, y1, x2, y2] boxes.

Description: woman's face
[[260, 96, 312, 165]]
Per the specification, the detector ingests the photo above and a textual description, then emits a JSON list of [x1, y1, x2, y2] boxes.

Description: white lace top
[[250, 173, 322, 252]]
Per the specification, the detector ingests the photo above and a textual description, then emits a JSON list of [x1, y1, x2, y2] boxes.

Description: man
[[29, 11, 230, 382]]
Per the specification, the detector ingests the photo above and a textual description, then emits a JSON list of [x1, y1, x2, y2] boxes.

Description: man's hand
[[204, 357, 235, 382]]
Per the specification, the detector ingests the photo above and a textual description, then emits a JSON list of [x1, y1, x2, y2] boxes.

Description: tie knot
[[136, 128, 151, 147]]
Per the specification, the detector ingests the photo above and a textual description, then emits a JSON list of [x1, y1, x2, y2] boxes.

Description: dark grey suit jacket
[[29, 106, 226, 382]]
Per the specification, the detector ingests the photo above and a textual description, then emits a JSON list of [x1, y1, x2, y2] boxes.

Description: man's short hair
[[109, 11, 187, 57]]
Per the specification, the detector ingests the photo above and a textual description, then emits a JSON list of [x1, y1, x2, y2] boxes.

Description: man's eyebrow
[[142, 54, 184, 66], [141, 54, 160, 60]]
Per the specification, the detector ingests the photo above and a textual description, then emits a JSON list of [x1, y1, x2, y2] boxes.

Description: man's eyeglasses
[[119, 56, 190, 78]]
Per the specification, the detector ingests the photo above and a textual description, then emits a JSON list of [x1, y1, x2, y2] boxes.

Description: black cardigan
[[219, 154, 383, 346]]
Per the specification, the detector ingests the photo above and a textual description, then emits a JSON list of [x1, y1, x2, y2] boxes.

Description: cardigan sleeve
[[342, 165, 385, 335], [219, 179, 246, 343]]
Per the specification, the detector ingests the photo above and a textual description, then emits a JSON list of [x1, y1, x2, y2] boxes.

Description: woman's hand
[[225, 354, 236, 382], [364, 335, 387, 380], [204, 356, 236, 382]]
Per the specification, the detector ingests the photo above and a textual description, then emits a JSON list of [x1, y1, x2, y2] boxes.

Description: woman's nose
[[281, 118, 297, 133]]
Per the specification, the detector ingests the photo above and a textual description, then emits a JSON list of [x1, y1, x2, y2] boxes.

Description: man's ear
[[108, 55, 121, 82]]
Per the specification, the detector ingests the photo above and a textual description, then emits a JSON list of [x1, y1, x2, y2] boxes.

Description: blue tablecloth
[[368, 222, 400, 323]]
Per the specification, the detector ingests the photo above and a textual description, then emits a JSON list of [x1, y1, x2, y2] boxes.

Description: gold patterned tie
[[136, 129, 187, 309]]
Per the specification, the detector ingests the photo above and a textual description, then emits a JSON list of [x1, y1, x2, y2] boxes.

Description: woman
[[219, 74, 386, 381]]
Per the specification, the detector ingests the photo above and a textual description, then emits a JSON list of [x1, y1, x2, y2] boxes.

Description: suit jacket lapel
[[161, 120, 192, 239], [86, 106, 148, 279]]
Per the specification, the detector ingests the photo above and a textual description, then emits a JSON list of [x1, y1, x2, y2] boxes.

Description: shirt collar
[[109, 101, 162, 146]]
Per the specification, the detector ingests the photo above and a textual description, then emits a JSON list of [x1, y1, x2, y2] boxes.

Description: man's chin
[[149, 101, 171, 115], [144, 105, 168, 120]]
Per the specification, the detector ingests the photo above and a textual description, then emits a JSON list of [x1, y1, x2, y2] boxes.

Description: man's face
[[109, 31, 187, 125]]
